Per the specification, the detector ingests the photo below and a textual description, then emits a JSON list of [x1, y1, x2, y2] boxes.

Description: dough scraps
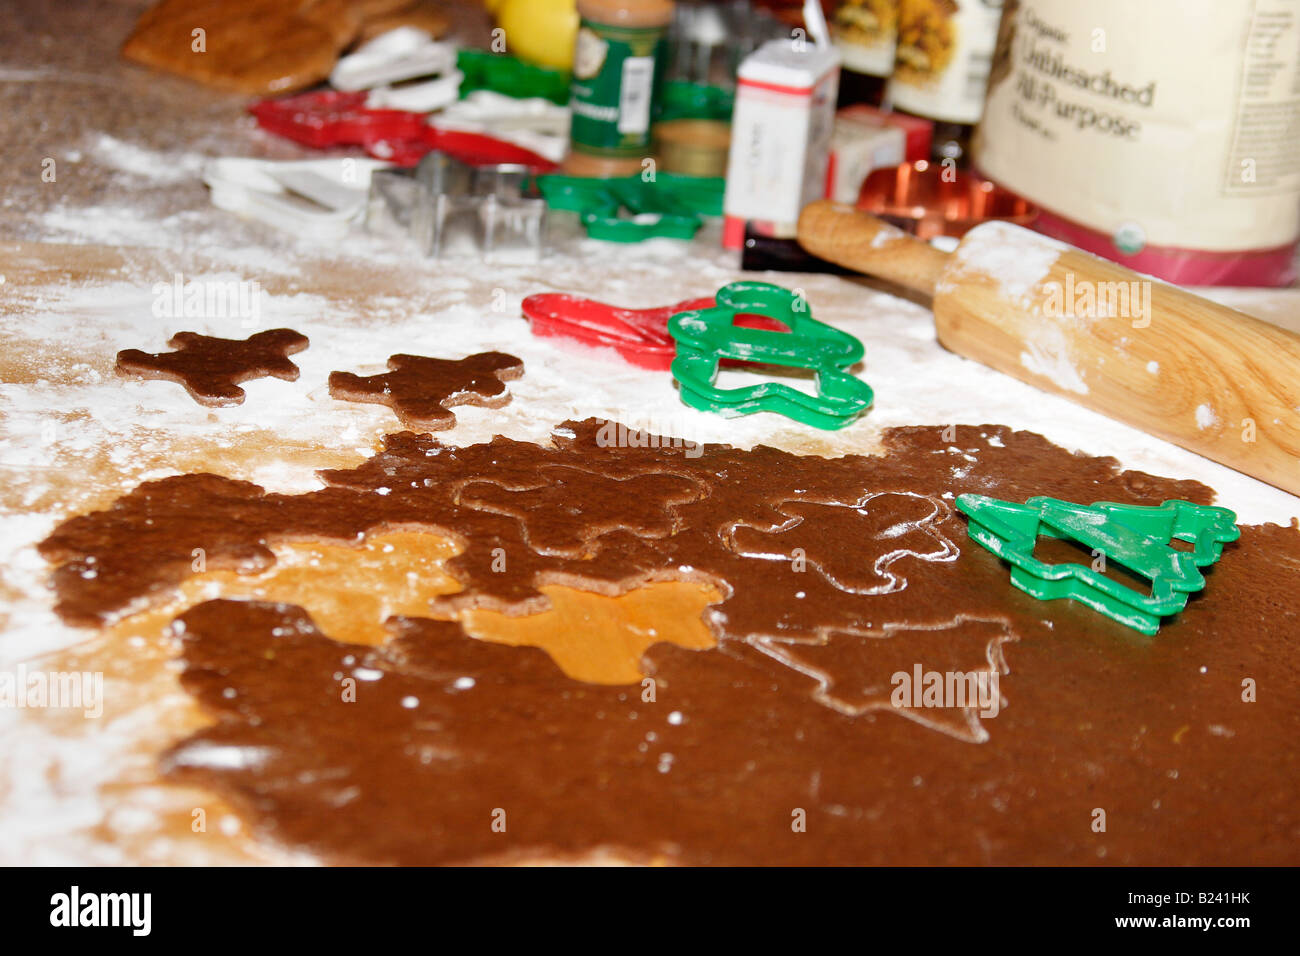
[[37, 420, 1300, 864]]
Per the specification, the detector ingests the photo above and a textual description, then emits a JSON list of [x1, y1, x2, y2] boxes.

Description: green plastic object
[[535, 173, 724, 242], [955, 495, 1240, 635], [456, 49, 570, 105], [656, 81, 735, 122], [667, 282, 873, 429]]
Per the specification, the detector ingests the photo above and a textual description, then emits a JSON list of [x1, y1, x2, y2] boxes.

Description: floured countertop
[[2, 0, 1298, 864]]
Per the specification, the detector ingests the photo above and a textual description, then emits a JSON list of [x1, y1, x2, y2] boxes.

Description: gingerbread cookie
[[328, 351, 524, 431], [115, 328, 309, 407], [122, 0, 451, 95], [121, 0, 358, 96], [351, 0, 421, 18]]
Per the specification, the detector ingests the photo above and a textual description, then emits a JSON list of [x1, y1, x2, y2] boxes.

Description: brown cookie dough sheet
[[35, 418, 1300, 866]]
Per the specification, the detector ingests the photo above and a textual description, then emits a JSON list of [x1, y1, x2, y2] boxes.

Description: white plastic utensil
[[330, 27, 457, 91], [365, 70, 464, 112], [204, 157, 391, 238], [436, 91, 570, 163]]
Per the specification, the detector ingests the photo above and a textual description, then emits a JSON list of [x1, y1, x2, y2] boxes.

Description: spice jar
[[565, 0, 676, 176]]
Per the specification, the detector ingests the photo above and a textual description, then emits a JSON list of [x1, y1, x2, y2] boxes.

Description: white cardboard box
[[722, 39, 841, 249]]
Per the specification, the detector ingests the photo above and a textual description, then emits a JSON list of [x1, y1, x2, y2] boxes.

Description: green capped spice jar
[[565, 0, 675, 177]]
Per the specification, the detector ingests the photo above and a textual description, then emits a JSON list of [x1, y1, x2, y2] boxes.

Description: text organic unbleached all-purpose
[[975, 0, 1300, 286]]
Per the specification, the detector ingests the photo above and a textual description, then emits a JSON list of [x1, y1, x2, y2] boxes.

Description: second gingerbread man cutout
[[329, 351, 525, 430]]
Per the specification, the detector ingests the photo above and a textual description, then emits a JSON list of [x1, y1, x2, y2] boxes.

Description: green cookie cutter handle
[[535, 173, 725, 242], [668, 281, 873, 430], [456, 50, 571, 105], [584, 214, 701, 242], [956, 494, 1240, 635]]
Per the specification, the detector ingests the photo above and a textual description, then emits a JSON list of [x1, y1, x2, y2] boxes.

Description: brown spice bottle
[[564, 0, 676, 177]]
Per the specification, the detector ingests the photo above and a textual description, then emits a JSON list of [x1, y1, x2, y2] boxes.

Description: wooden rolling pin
[[797, 200, 1300, 497]]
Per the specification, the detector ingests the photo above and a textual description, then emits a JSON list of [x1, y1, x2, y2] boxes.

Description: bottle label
[[888, 0, 1003, 124], [977, 0, 1300, 251], [833, 0, 899, 77], [570, 19, 664, 157]]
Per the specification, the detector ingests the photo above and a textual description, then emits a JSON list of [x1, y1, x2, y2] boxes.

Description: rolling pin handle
[[796, 200, 951, 298]]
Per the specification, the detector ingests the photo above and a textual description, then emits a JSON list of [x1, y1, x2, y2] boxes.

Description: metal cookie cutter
[[366, 150, 547, 262]]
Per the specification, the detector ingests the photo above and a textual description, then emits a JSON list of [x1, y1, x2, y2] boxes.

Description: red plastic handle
[[248, 91, 559, 172], [522, 294, 788, 370]]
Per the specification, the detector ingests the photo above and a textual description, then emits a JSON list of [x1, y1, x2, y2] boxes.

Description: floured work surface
[[4, 203, 1300, 864], [3, 20, 1300, 858]]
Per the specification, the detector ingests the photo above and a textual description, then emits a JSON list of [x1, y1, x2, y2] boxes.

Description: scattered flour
[[1018, 326, 1089, 395], [4, 144, 1299, 866], [870, 220, 909, 248], [90, 132, 206, 185], [946, 220, 1068, 303]]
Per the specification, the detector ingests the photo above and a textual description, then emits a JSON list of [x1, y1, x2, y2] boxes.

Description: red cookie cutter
[[249, 91, 558, 172], [521, 293, 787, 370], [249, 90, 422, 150]]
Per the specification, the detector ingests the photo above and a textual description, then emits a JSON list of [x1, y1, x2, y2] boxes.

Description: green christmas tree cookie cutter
[[955, 494, 1240, 635], [535, 173, 724, 242], [667, 281, 873, 430]]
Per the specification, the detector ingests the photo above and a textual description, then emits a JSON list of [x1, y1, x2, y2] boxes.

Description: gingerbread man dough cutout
[[116, 328, 310, 407], [328, 351, 524, 431]]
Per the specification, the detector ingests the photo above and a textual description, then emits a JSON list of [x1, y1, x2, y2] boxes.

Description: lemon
[[496, 0, 579, 72]]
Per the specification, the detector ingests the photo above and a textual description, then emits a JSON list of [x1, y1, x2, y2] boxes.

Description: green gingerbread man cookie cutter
[[667, 281, 873, 430], [956, 494, 1240, 635]]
